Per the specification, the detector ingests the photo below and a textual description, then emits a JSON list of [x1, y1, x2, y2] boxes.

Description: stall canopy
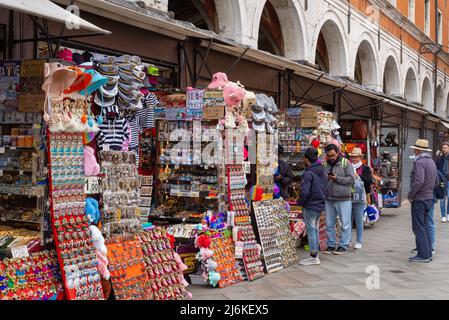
[[0, 0, 111, 34], [441, 121, 449, 130]]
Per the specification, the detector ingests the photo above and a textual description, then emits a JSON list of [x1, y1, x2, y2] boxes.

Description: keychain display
[[253, 199, 299, 272], [139, 228, 190, 300], [99, 150, 141, 236], [106, 234, 152, 300], [0, 250, 64, 300], [226, 165, 264, 281], [48, 133, 104, 300]]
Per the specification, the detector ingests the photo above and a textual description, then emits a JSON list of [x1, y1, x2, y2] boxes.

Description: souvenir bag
[[364, 204, 380, 226], [352, 175, 367, 203], [382, 190, 399, 208]]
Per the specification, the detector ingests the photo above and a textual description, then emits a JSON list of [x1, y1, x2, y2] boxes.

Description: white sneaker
[[354, 243, 362, 250], [299, 257, 320, 266], [442, 217, 447, 223]]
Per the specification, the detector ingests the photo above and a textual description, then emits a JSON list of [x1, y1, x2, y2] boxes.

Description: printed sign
[[84, 177, 100, 194], [11, 245, 29, 259]]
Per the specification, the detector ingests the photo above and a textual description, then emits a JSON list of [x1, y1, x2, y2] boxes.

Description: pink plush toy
[[84, 146, 100, 176], [95, 249, 110, 280], [173, 252, 189, 272]]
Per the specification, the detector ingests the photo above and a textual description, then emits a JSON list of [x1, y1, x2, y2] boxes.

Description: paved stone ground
[[190, 203, 449, 300]]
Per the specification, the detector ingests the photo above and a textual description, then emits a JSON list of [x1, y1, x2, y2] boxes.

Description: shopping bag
[[382, 190, 399, 208]]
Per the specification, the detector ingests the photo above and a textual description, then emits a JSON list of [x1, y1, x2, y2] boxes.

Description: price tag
[[103, 144, 110, 151], [84, 177, 100, 194], [243, 161, 251, 174], [0, 147, 4, 154], [11, 245, 29, 259]]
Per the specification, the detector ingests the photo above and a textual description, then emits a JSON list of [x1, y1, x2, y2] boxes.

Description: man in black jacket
[[434, 142, 449, 222], [298, 148, 328, 266], [275, 145, 293, 199]]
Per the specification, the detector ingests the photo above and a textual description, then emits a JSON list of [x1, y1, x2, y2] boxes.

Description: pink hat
[[223, 82, 246, 107], [56, 48, 73, 62], [208, 72, 229, 89]]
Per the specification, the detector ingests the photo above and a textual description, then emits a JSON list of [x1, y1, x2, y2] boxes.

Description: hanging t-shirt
[[97, 118, 130, 151], [128, 93, 159, 151]]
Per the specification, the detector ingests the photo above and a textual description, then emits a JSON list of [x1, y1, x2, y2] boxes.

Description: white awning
[[0, 0, 111, 34]]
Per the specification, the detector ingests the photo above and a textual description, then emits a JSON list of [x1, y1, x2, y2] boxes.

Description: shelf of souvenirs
[[148, 215, 203, 224], [0, 184, 46, 197], [167, 189, 220, 199], [0, 226, 44, 257]]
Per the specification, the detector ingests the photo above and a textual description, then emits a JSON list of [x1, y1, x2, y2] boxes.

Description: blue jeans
[[352, 203, 365, 244], [302, 208, 322, 255], [438, 182, 449, 218], [429, 200, 437, 251], [325, 200, 352, 249], [411, 200, 433, 259]]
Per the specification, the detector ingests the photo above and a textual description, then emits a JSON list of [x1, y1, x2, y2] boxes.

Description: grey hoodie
[[323, 157, 355, 201], [408, 153, 438, 201]]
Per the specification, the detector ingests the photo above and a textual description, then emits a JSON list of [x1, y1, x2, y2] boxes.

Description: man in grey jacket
[[408, 139, 438, 263], [323, 144, 355, 254]]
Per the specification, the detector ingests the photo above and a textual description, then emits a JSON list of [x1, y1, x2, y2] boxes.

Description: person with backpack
[[349, 148, 373, 250], [434, 142, 449, 222], [323, 144, 355, 255], [298, 148, 328, 265]]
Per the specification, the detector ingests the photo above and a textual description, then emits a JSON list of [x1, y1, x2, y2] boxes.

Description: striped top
[[128, 93, 158, 150], [97, 118, 130, 151]]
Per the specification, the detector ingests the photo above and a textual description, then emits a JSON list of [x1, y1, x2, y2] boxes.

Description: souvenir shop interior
[[0, 42, 386, 299]]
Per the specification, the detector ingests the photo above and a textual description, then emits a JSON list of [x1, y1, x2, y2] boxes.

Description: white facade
[[164, 0, 449, 118]]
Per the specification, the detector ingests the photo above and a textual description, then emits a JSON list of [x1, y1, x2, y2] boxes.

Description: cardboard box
[[300, 117, 318, 128], [18, 94, 45, 112], [202, 106, 224, 120], [300, 107, 318, 118]]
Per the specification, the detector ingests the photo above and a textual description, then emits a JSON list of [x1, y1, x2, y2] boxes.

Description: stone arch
[[252, 0, 307, 59], [353, 34, 380, 91], [214, 0, 246, 44], [421, 76, 433, 111], [383, 55, 401, 96], [312, 11, 349, 76], [404, 66, 419, 103], [436, 84, 444, 115]]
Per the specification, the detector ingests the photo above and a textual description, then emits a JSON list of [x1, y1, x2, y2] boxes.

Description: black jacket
[[276, 159, 293, 199], [298, 163, 328, 212], [435, 154, 449, 179], [355, 165, 373, 194]]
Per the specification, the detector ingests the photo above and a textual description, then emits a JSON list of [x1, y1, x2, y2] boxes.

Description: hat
[[42, 62, 78, 95], [208, 72, 229, 89], [252, 120, 266, 132], [63, 66, 93, 94], [252, 109, 266, 122], [148, 65, 159, 76], [93, 54, 116, 64], [348, 147, 363, 157], [223, 82, 246, 107], [243, 90, 256, 110], [94, 92, 115, 107], [56, 48, 73, 62], [82, 51, 93, 63], [410, 139, 432, 152], [79, 69, 108, 95], [72, 53, 84, 66], [98, 63, 118, 75], [99, 84, 118, 98]]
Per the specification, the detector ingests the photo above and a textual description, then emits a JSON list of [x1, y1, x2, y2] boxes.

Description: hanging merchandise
[[98, 150, 141, 234], [48, 133, 104, 300]]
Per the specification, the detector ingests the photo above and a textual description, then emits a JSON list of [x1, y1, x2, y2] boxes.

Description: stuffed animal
[[89, 225, 110, 280], [173, 252, 189, 272], [292, 220, 306, 239], [208, 271, 221, 287], [85, 198, 100, 224], [204, 259, 218, 271], [84, 146, 100, 176]]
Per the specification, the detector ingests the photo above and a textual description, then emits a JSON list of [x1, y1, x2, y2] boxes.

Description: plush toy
[[84, 146, 100, 176], [173, 252, 188, 272], [208, 271, 221, 287], [292, 220, 306, 239], [85, 198, 100, 224], [196, 234, 211, 248], [89, 225, 110, 280], [196, 248, 213, 261], [204, 259, 218, 271]]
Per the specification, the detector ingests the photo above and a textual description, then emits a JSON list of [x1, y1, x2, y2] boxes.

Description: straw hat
[[410, 139, 432, 152], [348, 147, 363, 157]]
